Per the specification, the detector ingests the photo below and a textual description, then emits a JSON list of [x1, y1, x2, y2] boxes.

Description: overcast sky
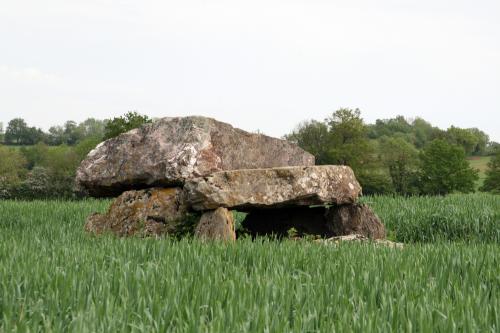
[[1, 0, 499, 141]]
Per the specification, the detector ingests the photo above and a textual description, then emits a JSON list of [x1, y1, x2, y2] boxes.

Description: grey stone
[[195, 207, 236, 241], [185, 165, 362, 211], [76, 116, 314, 197], [84, 187, 188, 237], [326, 204, 386, 240]]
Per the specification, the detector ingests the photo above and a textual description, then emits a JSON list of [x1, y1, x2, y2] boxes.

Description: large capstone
[[84, 187, 189, 237], [184, 165, 362, 211], [76, 116, 314, 197]]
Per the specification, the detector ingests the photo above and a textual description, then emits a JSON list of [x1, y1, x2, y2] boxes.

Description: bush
[[357, 171, 395, 195], [481, 150, 500, 194]]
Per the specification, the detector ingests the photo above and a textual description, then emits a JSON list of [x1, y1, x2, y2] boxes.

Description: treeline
[[1, 110, 499, 200], [0, 112, 151, 199], [285, 109, 500, 195]]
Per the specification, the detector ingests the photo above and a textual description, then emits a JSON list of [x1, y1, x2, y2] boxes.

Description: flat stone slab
[[184, 165, 362, 211], [76, 116, 314, 197]]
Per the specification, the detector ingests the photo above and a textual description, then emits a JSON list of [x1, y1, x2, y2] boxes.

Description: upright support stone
[[326, 204, 386, 240], [195, 207, 236, 241], [84, 187, 188, 237]]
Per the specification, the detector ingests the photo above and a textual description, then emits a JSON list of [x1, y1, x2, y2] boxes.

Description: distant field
[[468, 156, 491, 188], [0, 195, 499, 331]]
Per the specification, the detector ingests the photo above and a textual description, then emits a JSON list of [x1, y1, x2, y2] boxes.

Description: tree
[[0, 146, 27, 198], [326, 108, 374, 171], [0, 122, 4, 143], [4, 118, 44, 145], [5, 118, 28, 144], [284, 120, 331, 164], [47, 126, 65, 145], [368, 115, 412, 139], [480, 150, 500, 194], [77, 118, 106, 140], [20, 142, 49, 170], [419, 139, 478, 195], [74, 137, 102, 161], [445, 126, 479, 155], [63, 121, 84, 145], [467, 128, 489, 156], [379, 137, 419, 195], [103, 111, 152, 140]]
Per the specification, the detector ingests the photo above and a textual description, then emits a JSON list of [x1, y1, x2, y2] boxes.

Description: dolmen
[[77, 116, 385, 241]]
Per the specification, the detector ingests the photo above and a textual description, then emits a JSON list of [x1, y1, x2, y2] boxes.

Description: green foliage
[[0, 146, 27, 198], [4, 118, 45, 145], [284, 120, 330, 164], [103, 111, 152, 140], [0, 121, 4, 143], [419, 140, 479, 195], [379, 137, 419, 194], [326, 108, 374, 171], [357, 171, 395, 195], [367, 116, 443, 149], [0, 197, 499, 331], [47, 118, 107, 146], [74, 136, 103, 160], [440, 127, 490, 156], [481, 150, 500, 194], [20, 142, 49, 169]]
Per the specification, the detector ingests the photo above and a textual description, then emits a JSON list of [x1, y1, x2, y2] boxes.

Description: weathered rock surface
[[84, 187, 188, 237], [76, 116, 315, 197], [185, 165, 361, 211], [195, 207, 236, 241], [326, 204, 386, 240]]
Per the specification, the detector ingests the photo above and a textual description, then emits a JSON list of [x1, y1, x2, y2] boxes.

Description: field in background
[[468, 156, 491, 188], [0, 196, 499, 331]]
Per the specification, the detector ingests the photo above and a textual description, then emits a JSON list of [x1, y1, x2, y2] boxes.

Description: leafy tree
[[357, 171, 395, 195], [103, 111, 152, 140], [467, 128, 489, 156], [4, 118, 44, 145], [368, 116, 412, 139], [480, 150, 500, 194], [47, 125, 65, 145], [74, 137, 102, 161], [0, 146, 27, 198], [5, 118, 28, 144], [77, 118, 107, 140], [326, 108, 374, 171], [419, 139, 478, 195], [379, 137, 419, 194], [20, 142, 49, 169], [0, 122, 4, 143], [284, 120, 331, 164], [445, 126, 479, 155], [40, 145, 81, 198], [487, 142, 500, 155], [64, 121, 84, 145]]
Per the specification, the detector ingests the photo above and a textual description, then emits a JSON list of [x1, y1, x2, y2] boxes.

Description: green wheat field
[[1, 194, 499, 332]]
